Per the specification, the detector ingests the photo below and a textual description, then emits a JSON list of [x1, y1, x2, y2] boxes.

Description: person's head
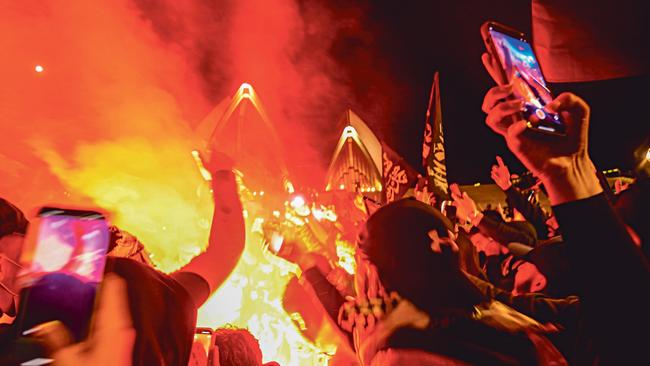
[[469, 229, 505, 257], [0, 198, 28, 313], [358, 198, 486, 315], [511, 260, 547, 296], [211, 326, 263, 366], [508, 241, 573, 297]]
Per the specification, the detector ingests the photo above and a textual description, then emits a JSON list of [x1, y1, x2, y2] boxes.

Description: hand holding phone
[[480, 24, 600, 204], [51, 274, 134, 366], [17, 207, 110, 343], [481, 21, 566, 136]]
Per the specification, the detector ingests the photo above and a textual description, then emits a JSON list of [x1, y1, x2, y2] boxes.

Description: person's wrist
[[539, 155, 602, 205], [211, 169, 235, 185]]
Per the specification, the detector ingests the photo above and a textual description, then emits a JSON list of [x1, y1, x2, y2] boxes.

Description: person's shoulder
[[105, 257, 209, 309], [105, 257, 188, 299]]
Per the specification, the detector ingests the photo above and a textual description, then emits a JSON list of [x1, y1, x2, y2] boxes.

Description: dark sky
[[328, 0, 649, 184]]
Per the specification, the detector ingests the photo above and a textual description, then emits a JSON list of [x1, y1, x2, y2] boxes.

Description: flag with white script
[[422, 71, 449, 205]]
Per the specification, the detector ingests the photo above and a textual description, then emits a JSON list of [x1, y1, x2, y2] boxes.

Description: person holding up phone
[[481, 23, 650, 364]]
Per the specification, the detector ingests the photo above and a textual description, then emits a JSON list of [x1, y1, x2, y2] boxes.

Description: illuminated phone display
[[17, 207, 109, 342], [28, 209, 108, 283], [488, 26, 566, 135]]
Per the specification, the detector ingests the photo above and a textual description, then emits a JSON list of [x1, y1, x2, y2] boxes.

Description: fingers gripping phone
[[481, 21, 567, 136], [17, 207, 110, 343]]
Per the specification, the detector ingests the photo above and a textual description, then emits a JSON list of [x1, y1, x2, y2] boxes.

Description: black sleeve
[[477, 214, 536, 246], [301, 267, 356, 350], [552, 193, 650, 364], [171, 271, 211, 309], [505, 187, 549, 239], [467, 273, 580, 326], [302, 267, 346, 324]]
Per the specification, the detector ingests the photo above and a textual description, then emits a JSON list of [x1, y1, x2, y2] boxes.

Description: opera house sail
[[324, 110, 383, 201]]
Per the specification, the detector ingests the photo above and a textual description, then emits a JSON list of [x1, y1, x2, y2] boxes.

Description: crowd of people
[[1, 32, 649, 366]]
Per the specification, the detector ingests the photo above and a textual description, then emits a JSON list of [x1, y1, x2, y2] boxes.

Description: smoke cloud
[[0, 0, 396, 267], [1, 1, 401, 363]]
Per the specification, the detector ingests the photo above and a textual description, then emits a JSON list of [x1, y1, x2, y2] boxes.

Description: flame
[[194, 177, 333, 365], [197, 210, 332, 366], [38, 140, 331, 364], [335, 236, 356, 275]]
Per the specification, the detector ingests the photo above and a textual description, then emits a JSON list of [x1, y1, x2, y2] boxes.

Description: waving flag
[[381, 142, 419, 203], [422, 71, 449, 205]]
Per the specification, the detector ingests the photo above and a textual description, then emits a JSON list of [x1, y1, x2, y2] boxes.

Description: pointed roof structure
[[196, 83, 289, 192], [324, 110, 382, 197]]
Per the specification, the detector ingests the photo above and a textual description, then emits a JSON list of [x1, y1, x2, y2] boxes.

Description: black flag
[[381, 142, 420, 203], [422, 72, 449, 205]]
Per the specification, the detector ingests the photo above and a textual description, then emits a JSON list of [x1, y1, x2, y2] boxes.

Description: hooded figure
[[340, 198, 566, 365]]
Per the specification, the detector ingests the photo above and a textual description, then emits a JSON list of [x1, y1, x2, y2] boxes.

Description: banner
[[381, 142, 419, 203], [422, 71, 449, 204]]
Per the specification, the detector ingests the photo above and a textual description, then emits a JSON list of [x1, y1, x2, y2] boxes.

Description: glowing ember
[[335, 236, 356, 275], [290, 195, 306, 209], [270, 231, 284, 253]]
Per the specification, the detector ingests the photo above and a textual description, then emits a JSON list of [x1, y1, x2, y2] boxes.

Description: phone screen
[[17, 207, 109, 342], [488, 27, 566, 135]]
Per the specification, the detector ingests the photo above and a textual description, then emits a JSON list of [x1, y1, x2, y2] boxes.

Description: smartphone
[[481, 21, 567, 136], [440, 200, 457, 222], [16, 207, 110, 344]]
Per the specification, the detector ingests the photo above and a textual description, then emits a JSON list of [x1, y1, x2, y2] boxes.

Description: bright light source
[[284, 180, 295, 194], [343, 126, 358, 139], [270, 232, 284, 253], [239, 82, 253, 98], [34, 65, 44, 73], [290, 195, 305, 209], [646, 148, 650, 162], [312, 208, 324, 221], [339, 184, 345, 190]]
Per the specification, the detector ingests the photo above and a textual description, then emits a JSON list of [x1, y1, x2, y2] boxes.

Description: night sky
[[327, 0, 649, 184], [2, 0, 647, 211]]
